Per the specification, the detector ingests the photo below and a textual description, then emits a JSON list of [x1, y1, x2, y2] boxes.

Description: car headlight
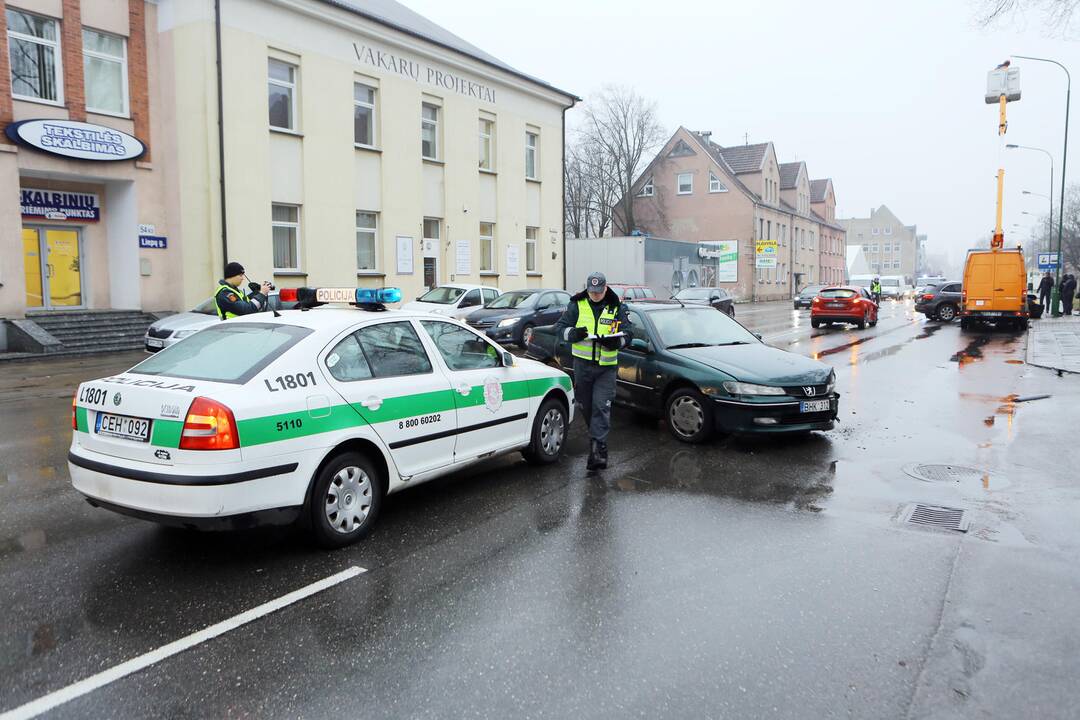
[[172, 329, 196, 339], [721, 381, 786, 396], [825, 371, 836, 394], [497, 317, 520, 327]]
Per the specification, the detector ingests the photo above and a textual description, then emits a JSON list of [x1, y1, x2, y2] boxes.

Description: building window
[[759, 218, 764, 240], [268, 58, 297, 131], [272, 204, 300, 271], [479, 118, 494, 171], [884, 226, 892, 235], [421, 102, 439, 160], [479, 222, 495, 272], [677, 172, 693, 195], [525, 130, 539, 179], [423, 217, 440, 247], [871, 243, 879, 252], [354, 83, 376, 147], [356, 211, 377, 271], [7, 9, 61, 103], [767, 220, 772, 240], [638, 177, 654, 197], [871, 227, 879, 235], [526, 226, 538, 272], [83, 28, 127, 116], [709, 172, 727, 193]]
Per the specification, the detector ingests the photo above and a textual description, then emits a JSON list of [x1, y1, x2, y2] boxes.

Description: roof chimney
[[698, 130, 712, 141]]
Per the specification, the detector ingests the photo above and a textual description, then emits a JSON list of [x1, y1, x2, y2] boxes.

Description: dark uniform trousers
[[574, 359, 616, 443]]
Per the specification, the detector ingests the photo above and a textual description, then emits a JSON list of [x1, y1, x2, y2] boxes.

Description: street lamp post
[[1013, 55, 1070, 316], [1006, 143, 1053, 254], [1021, 204, 1052, 252]]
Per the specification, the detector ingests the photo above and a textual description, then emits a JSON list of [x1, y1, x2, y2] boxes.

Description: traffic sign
[[1038, 252, 1061, 270]]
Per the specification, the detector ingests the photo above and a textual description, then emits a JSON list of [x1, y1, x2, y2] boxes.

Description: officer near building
[[871, 276, 882, 303], [555, 272, 631, 471], [214, 262, 271, 319]]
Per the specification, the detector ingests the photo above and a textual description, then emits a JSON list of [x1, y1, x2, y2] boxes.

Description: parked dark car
[[527, 301, 837, 442], [794, 285, 826, 309], [673, 287, 735, 317], [466, 288, 570, 347], [915, 281, 962, 322]]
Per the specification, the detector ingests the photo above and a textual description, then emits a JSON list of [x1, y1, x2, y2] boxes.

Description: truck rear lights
[[179, 397, 240, 450]]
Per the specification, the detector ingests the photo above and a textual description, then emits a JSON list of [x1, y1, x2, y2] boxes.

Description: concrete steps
[[23, 310, 155, 355]]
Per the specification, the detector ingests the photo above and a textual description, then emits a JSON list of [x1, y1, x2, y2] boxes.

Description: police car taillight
[[179, 397, 239, 451], [71, 392, 78, 430]]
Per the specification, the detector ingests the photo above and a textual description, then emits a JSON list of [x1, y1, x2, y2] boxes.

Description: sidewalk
[[1027, 315, 1080, 373]]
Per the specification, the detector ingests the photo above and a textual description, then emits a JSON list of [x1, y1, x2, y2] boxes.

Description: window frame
[[271, 203, 301, 272], [420, 320, 501, 373], [82, 27, 128, 117], [7, 9, 64, 106], [268, 57, 298, 132], [355, 210, 378, 272], [708, 172, 726, 193], [353, 81, 377, 148], [479, 222, 495, 273], [638, 177, 655, 197], [478, 117, 495, 171], [345, 320, 434, 380], [421, 102, 440, 161], [525, 130, 539, 180], [676, 172, 693, 195], [525, 226, 538, 273]]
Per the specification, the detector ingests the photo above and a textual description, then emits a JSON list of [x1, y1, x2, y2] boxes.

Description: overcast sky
[[406, 0, 1080, 271]]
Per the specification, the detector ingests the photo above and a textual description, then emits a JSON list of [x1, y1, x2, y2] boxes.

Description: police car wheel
[[666, 388, 713, 444], [523, 397, 567, 464], [309, 452, 383, 548]]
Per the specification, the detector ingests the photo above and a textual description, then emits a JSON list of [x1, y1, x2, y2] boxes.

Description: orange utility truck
[[960, 247, 1028, 331]]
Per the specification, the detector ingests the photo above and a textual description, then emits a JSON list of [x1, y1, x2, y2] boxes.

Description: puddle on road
[[1005, 359, 1025, 365], [813, 336, 874, 360], [950, 334, 992, 366], [915, 324, 942, 340]]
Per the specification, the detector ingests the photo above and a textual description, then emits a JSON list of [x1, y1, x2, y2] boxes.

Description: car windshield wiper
[[666, 342, 714, 349], [713, 341, 751, 346]]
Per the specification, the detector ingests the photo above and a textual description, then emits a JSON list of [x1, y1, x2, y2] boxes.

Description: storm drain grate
[[903, 464, 986, 483], [900, 503, 970, 533]]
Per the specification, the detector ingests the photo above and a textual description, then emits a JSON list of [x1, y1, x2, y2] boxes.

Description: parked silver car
[[144, 291, 293, 352]]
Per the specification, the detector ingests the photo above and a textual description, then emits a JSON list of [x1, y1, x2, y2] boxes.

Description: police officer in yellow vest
[[214, 262, 270, 320], [555, 271, 631, 471]]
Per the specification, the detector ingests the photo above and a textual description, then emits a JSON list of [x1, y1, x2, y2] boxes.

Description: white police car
[[70, 287, 574, 547]]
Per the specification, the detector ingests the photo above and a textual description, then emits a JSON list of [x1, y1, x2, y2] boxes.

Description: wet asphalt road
[[2, 301, 1079, 719]]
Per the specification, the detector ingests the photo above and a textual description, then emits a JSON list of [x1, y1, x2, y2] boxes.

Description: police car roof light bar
[[286, 286, 402, 311]]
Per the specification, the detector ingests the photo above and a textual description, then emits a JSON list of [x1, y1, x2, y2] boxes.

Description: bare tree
[[976, 0, 1080, 34], [578, 85, 666, 236]]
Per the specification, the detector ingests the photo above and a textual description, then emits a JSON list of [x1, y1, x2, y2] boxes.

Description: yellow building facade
[[161, 0, 576, 309]]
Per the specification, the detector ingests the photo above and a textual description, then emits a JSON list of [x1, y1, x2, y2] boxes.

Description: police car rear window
[[131, 323, 312, 384]]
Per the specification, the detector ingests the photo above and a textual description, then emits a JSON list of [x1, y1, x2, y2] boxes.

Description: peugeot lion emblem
[[113, 392, 122, 406], [803, 386, 816, 397]]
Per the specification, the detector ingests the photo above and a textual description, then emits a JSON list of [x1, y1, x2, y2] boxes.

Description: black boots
[[587, 440, 609, 471]]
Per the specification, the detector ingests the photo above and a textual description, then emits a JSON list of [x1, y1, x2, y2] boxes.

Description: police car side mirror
[[502, 351, 515, 367]]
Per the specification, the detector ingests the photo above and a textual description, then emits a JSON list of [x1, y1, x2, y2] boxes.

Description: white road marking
[[0, 565, 367, 720]]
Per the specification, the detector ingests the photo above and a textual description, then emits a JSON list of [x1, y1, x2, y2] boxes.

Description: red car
[[810, 286, 879, 329]]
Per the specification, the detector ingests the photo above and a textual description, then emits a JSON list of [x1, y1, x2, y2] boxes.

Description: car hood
[[149, 311, 217, 332], [669, 343, 832, 385], [401, 300, 457, 314], [468, 307, 530, 322]]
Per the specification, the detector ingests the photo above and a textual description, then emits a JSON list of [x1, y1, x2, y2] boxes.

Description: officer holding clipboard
[[555, 272, 632, 471]]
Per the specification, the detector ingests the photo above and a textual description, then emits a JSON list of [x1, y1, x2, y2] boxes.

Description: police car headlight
[[173, 329, 196, 339], [721, 381, 786, 396], [497, 317, 521, 328]]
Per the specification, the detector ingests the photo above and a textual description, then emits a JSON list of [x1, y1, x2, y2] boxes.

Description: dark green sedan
[[527, 301, 838, 442]]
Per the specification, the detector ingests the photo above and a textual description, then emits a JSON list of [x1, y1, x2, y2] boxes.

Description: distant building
[[622, 127, 846, 301], [840, 205, 921, 283]]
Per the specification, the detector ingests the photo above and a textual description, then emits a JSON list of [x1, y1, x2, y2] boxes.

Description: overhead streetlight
[[1006, 144, 1054, 257], [1011, 56, 1070, 315]]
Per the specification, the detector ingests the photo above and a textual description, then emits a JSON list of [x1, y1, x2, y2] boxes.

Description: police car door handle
[[361, 395, 382, 411], [456, 383, 471, 396]]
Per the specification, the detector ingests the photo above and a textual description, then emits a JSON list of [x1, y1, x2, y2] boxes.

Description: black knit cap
[[224, 262, 245, 277]]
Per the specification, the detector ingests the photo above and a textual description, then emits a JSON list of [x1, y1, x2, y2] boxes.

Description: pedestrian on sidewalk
[[1038, 271, 1054, 310], [1063, 274, 1077, 316]]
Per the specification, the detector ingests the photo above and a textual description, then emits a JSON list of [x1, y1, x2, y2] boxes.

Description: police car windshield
[[132, 323, 312, 384], [192, 298, 217, 315], [418, 286, 466, 304], [647, 307, 758, 348], [487, 291, 536, 309]]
